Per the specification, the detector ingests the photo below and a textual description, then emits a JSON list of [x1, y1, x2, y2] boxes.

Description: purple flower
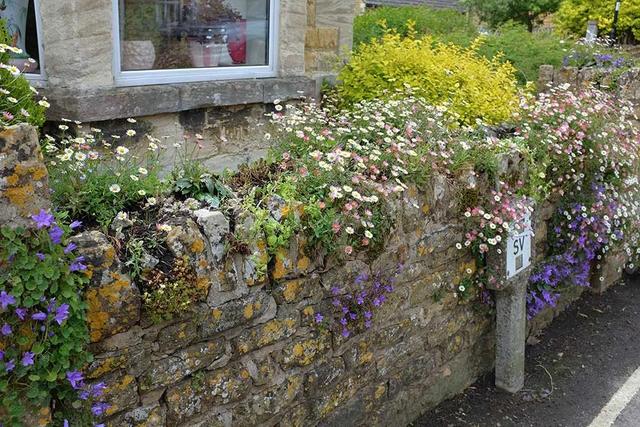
[[54, 304, 70, 325], [356, 295, 364, 305], [36, 252, 45, 261], [0, 350, 4, 360], [66, 370, 84, 389], [5, 359, 15, 372], [31, 210, 55, 229], [373, 298, 381, 307], [15, 308, 27, 321], [314, 313, 324, 323], [32, 311, 47, 321], [0, 291, 15, 310], [364, 311, 372, 320], [91, 382, 107, 398], [339, 317, 347, 326], [64, 420, 69, 427], [63, 243, 77, 254], [21, 351, 34, 366], [69, 220, 82, 230], [341, 328, 350, 338], [1, 323, 11, 336], [91, 402, 110, 416], [49, 225, 64, 244], [70, 256, 87, 272], [331, 286, 341, 296]]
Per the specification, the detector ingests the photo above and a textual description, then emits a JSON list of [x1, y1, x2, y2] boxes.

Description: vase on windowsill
[[188, 40, 232, 68], [121, 40, 156, 70]]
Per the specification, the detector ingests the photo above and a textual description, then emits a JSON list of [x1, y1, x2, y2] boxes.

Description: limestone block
[[72, 231, 141, 342], [0, 124, 50, 228], [139, 339, 226, 391], [278, 329, 332, 368], [165, 363, 253, 423], [232, 316, 298, 355], [156, 320, 198, 355], [279, 0, 307, 76], [231, 375, 304, 424], [94, 370, 140, 419], [201, 292, 276, 338], [103, 402, 166, 427], [193, 208, 230, 263], [39, 0, 114, 88]]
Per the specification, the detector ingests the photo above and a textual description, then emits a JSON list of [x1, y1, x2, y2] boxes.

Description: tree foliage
[[463, 0, 562, 31], [555, 0, 640, 42]]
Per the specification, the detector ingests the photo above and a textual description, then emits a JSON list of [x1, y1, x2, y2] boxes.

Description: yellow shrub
[[336, 30, 521, 125]]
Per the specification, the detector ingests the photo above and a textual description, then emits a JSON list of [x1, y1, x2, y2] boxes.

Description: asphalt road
[[414, 277, 640, 427]]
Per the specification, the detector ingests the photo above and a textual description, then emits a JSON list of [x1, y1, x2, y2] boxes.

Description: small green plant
[[0, 211, 100, 424], [0, 19, 47, 127], [142, 257, 206, 323], [45, 126, 163, 228], [172, 161, 232, 208]]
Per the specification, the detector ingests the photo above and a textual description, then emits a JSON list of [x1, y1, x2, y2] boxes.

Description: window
[[0, 0, 45, 79], [114, 0, 278, 86]]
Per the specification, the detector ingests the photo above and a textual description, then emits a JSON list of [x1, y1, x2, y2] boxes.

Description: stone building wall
[[38, 0, 360, 175]]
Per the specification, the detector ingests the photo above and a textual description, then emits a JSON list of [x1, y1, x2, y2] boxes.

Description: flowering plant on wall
[[44, 121, 163, 228], [0, 212, 106, 425]]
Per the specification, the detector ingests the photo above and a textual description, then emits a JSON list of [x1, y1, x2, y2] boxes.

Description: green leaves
[[0, 223, 91, 422]]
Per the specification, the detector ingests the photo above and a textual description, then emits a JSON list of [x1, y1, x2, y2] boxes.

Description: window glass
[[0, 0, 41, 74], [119, 0, 270, 71]]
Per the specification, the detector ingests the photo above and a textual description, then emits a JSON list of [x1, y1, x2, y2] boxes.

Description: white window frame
[[112, 0, 279, 87], [24, 0, 46, 86]]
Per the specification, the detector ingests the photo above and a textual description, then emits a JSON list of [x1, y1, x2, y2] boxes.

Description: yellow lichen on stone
[[302, 306, 314, 316], [422, 204, 431, 215], [5, 184, 34, 209], [211, 308, 223, 321], [374, 383, 387, 399], [5, 174, 19, 186], [283, 280, 302, 303], [297, 256, 310, 272], [292, 343, 305, 357], [191, 239, 205, 253], [243, 303, 255, 319]]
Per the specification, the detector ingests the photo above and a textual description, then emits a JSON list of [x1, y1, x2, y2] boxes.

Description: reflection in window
[[119, 0, 270, 71], [0, 0, 41, 74]]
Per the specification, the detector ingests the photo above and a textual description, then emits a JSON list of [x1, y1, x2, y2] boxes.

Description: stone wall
[[71, 161, 623, 426], [1, 115, 627, 426], [538, 65, 640, 107]]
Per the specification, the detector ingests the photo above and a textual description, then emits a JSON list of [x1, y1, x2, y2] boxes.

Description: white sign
[[506, 213, 533, 279]]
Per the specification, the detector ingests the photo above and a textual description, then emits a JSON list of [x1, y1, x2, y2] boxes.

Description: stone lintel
[[42, 77, 316, 123]]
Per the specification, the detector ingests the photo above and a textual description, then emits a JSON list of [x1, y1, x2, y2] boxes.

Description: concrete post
[[495, 280, 527, 393]]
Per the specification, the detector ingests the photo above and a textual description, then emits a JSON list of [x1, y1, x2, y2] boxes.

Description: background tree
[[555, 0, 640, 43], [463, 0, 562, 32]]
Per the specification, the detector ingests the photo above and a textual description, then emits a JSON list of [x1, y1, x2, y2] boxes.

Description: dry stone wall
[[74, 160, 622, 426]]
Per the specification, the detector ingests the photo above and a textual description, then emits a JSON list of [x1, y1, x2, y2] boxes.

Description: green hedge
[[353, 6, 569, 83]]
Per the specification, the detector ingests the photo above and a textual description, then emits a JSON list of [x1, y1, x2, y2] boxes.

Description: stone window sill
[[41, 77, 316, 122]]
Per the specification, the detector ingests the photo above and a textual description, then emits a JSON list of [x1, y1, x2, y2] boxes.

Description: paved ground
[[414, 276, 640, 427]]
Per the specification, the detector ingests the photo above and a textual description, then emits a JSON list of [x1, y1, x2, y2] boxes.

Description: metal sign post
[[486, 212, 534, 393]]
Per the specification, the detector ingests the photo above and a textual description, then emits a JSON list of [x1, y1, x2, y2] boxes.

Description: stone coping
[[41, 76, 316, 122]]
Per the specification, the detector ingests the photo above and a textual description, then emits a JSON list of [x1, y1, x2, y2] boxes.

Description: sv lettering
[[513, 236, 525, 255]]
